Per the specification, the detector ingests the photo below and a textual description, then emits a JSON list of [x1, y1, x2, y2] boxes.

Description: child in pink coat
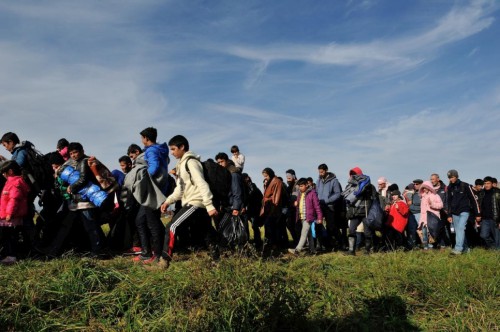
[[419, 180, 444, 249], [0, 160, 30, 264]]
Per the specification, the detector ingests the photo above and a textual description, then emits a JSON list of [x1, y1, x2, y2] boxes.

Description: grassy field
[[0, 248, 498, 331]]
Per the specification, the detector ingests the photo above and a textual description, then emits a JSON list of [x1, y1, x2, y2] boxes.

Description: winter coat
[[386, 200, 409, 233], [419, 181, 444, 226], [316, 172, 342, 210], [0, 175, 30, 223], [446, 180, 480, 217], [295, 188, 323, 223], [143, 143, 170, 195], [477, 187, 500, 224], [260, 176, 283, 217], [57, 157, 98, 210]]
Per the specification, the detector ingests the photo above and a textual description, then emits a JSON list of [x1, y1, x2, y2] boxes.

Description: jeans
[[406, 213, 420, 249], [452, 212, 469, 252], [479, 219, 498, 249]]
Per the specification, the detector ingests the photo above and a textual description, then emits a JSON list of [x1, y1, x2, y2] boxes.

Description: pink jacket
[[419, 181, 443, 225], [0, 175, 30, 220]]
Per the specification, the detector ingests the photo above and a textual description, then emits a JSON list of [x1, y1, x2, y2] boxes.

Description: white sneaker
[[0, 256, 17, 265]]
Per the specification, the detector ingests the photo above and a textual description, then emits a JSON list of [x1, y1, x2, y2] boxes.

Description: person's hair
[[119, 155, 132, 164], [47, 151, 65, 165], [296, 178, 308, 186], [230, 145, 240, 153], [492, 178, 498, 184], [318, 163, 328, 171], [140, 127, 157, 143], [431, 173, 440, 179], [168, 135, 189, 151], [483, 176, 494, 183], [127, 144, 142, 155], [57, 138, 69, 150], [68, 142, 84, 152], [1, 132, 20, 144], [262, 167, 275, 178], [1, 160, 22, 175], [306, 177, 314, 183], [388, 183, 399, 192], [215, 152, 229, 161], [475, 179, 484, 186]]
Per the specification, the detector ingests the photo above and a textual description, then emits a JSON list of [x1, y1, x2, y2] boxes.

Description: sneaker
[[450, 250, 462, 255], [124, 247, 142, 255], [0, 256, 17, 265], [133, 254, 155, 263], [141, 255, 159, 264], [287, 248, 299, 255]]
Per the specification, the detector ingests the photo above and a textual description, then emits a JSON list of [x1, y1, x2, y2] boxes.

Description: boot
[[346, 237, 356, 256], [364, 238, 372, 255]]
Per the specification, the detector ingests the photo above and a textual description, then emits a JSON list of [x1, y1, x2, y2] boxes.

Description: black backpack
[[21, 141, 54, 193], [185, 157, 232, 210]]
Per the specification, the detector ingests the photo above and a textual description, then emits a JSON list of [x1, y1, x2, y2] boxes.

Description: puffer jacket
[[0, 175, 30, 219], [58, 156, 98, 210], [386, 200, 409, 233], [419, 181, 444, 226], [143, 143, 170, 195]]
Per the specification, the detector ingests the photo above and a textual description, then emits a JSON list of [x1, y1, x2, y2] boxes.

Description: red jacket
[[0, 175, 30, 220], [386, 200, 409, 233]]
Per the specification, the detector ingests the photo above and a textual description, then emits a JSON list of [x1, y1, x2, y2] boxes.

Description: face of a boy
[[169, 145, 185, 159], [69, 149, 83, 161], [299, 184, 308, 193]]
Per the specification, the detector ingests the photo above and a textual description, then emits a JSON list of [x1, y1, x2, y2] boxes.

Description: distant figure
[[230, 145, 245, 172]]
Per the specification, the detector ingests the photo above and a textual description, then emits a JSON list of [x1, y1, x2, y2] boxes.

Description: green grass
[[0, 249, 498, 331]]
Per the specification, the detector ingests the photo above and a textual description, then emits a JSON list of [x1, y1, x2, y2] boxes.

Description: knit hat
[[413, 179, 424, 184], [447, 169, 459, 178]]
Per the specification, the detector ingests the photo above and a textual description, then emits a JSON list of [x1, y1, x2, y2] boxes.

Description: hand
[[208, 209, 218, 217], [6, 215, 11, 221], [240, 208, 246, 215], [447, 217, 453, 223], [316, 219, 322, 224], [160, 201, 169, 214], [475, 216, 481, 223], [67, 186, 72, 194], [232, 209, 239, 216], [294, 201, 298, 207]]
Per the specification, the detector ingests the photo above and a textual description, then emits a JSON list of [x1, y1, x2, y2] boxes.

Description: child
[[288, 178, 323, 255], [0, 161, 30, 264], [230, 145, 245, 172], [385, 190, 409, 250]]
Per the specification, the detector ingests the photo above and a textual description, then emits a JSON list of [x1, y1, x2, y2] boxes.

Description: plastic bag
[[219, 213, 248, 247]]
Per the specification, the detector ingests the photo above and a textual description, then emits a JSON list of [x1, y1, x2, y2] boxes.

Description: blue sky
[[1, 0, 499, 190]]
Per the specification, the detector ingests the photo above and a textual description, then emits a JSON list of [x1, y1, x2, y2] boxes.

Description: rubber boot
[[364, 237, 372, 255], [346, 237, 356, 256]]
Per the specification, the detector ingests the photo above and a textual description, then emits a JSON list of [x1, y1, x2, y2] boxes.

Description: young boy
[[288, 178, 323, 255], [159, 135, 219, 268], [230, 145, 245, 172]]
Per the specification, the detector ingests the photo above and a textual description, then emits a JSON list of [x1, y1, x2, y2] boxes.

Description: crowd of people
[[0, 128, 498, 267]]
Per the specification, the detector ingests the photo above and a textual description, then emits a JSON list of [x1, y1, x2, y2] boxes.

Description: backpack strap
[[183, 156, 198, 186]]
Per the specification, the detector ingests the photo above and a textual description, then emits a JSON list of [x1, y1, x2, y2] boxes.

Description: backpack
[[165, 174, 177, 197], [21, 141, 54, 192], [342, 174, 371, 205], [365, 195, 384, 230], [185, 157, 232, 210]]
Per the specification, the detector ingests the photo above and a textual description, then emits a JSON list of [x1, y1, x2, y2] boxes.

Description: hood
[[349, 167, 363, 176], [419, 180, 436, 194], [180, 151, 201, 164]]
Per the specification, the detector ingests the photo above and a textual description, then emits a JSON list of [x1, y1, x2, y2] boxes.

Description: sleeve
[[397, 201, 409, 217], [231, 172, 243, 210], [429, 194, 444, 211], [326, 179, 341, 204], [6, 184, 24, 217], [312, 191, 323, 221], [145, 148, 161, 176], [14, 149, 28, 168], [69, 159, 91, 194]]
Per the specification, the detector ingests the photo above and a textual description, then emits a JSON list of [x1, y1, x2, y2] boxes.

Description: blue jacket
[[316, 172, 342, 208], [143, 143, 170, 195], [11, 144, 28, 168]]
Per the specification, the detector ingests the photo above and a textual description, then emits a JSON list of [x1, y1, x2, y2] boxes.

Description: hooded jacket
[[344, 167, 376, 219], [164, 151, 215, 212], [316, 172, 342, 209], [0, 175, 30, 222], [419, 181, 444, 226], [143, 143, 170, 195]]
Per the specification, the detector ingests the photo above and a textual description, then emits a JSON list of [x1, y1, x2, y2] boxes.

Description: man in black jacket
[[446, 169, 480, 255], [477, 176, 500, 249]]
